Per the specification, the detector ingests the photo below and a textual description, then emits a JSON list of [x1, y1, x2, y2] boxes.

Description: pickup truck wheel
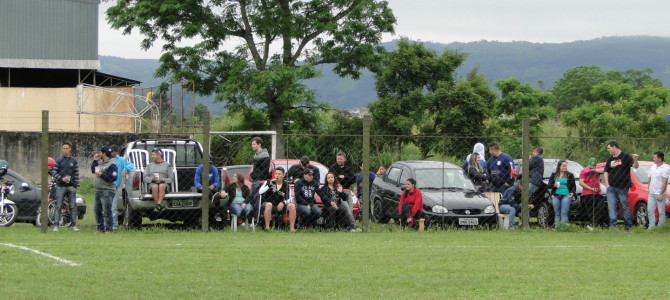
[[537, 201, 554, 228], [124, 200, 142, 230], [373, 199, 389, 224], [634, 202, 648, 228]]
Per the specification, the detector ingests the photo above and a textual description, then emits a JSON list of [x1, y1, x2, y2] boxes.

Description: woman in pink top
[[579, 158, 604, 225]]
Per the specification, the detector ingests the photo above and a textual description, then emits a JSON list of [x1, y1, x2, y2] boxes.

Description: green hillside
[[100, 36, 670, 111]]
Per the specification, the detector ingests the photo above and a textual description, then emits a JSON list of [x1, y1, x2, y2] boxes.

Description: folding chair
[[159, 149, 178, 192], [126, 149, 149, 172]]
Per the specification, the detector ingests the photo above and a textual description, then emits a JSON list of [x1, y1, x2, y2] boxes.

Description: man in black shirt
[[287, 156, 320, 183], [603, 141, 639, 230], [329, 151, 356, 189]]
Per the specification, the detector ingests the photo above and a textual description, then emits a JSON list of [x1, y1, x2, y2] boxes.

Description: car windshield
[[543, 162, 583, 179], [414, 168, 475, 190], [633, 165, 650, 184]]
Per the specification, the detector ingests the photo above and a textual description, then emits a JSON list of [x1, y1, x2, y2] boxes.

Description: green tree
[[369, 39, 496, 159], [107, 0, 396, 157], [493, 78, 556, 156]]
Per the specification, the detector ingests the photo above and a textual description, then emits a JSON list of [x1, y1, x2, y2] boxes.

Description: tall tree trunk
[[270, 108, 285, 159]]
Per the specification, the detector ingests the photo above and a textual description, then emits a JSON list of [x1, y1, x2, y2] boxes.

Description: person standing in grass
[[91, 146, 118, 233], [647, 152, 669, 229], [52, 142, 80, 232], [547, 160, 576, 227], [329, 151, 357, 189], [579, 158, 604, 226], [398, 178, 423, 229], [109, 145, 134, 232], [487, 143, 515, 194], [603, 141, 638, 231], [467, 153, 489, 191]]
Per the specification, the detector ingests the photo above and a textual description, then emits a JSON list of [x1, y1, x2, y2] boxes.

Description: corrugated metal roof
[[0, 0, 100, 68]]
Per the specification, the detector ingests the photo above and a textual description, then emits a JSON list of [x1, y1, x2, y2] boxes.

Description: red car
[[598, 161, 670, 227], [245, 159, 360, 225]]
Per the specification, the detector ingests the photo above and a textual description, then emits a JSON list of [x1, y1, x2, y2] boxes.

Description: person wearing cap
[[110, 145, 135, 232], [52, 142, 80, 232], [91, 146, 119, 233], [294, 167, 330, 227], [287, 156, 321, 183], [143, 148, 175, 214], [194, 156, 222, 220], [579, 157, 604, 226]]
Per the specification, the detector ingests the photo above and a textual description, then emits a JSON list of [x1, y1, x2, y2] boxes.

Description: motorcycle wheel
[[0, 204, 18, 227]]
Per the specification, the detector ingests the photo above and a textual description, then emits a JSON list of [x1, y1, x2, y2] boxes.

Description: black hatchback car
[[2, 169, 86, 225], [371, 160, 496, 228]]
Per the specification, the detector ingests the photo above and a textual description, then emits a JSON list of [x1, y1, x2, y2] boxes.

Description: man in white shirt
[[647, 152, 669, 229]]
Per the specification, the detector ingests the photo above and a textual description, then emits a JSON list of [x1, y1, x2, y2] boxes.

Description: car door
[[5, 172, 40, 220], [380, 166, 404, 218]]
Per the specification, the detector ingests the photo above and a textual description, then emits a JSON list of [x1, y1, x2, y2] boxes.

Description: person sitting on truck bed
[[143, 148, 175, 213]]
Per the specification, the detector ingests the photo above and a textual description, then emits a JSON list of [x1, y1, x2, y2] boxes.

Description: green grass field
[[3, 219, 670, 299]]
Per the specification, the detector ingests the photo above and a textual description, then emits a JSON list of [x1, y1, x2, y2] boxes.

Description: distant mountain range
[[100, 36, 670, 112]]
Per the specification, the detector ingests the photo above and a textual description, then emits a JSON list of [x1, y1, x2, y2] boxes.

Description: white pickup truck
[[118, 138, 219, 228]]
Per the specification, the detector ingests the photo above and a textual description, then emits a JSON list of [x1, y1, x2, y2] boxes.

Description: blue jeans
[[230, 202, 252, 218], [54, 186, 78, 227], [647, 193, 666, 229], [552, 194, 572, 226], [94, 190, 115, 232], [607, 186, 632, 228], [297, 204, 322, 225], [499, 204, 516, 228]]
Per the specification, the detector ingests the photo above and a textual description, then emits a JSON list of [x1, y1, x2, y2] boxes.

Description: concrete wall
[[0, 87, 134, 131], [0, 132, 190, 183]]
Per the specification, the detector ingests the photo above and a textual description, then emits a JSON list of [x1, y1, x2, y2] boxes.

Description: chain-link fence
[[28, 112, 670, 232]]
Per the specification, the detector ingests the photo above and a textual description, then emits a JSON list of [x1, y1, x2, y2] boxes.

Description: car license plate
[[172, 200, 194, 208], [459, 218, 478, 226]]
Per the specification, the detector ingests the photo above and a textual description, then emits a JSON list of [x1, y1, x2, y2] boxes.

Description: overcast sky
[[98, 0, 669, 59]]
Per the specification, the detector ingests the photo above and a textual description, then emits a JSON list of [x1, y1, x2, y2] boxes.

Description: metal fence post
[[521, 118, 530, 228], [362, 115, 371, 232], [201, 111, 210, 231], [40, 110, 49, 233]]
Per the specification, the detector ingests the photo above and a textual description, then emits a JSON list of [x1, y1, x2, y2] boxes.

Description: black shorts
[[263, 202, 287, 214]]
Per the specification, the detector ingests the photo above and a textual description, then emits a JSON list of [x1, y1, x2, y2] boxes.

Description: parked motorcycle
[[0, 160, 18, 227]]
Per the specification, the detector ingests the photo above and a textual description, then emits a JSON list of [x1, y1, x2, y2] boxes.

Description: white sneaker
[[349, 228, 362, 233], [586, 225, 594, 232], [53, 226, 59, 232], [71, 226, 80, 232]]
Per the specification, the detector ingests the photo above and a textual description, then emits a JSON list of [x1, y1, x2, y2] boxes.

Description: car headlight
[[432, 205, 448, 214], [76, 196, 85, 204], [484, 205, 495, 214]]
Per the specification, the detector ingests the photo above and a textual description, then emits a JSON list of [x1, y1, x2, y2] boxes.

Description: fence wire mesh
[[31, 121, 670, 232]]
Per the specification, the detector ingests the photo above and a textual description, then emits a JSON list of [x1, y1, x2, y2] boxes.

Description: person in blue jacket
[[110, 145, 135, 232], [487, 143, 515, 193]]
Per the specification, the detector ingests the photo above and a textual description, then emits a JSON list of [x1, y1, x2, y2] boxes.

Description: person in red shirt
[[579, 157, 604, 226], [398, 178, 423, 228]]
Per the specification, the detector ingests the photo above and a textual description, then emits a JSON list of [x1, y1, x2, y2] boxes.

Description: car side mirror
[[21, 182, 31, 191]]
